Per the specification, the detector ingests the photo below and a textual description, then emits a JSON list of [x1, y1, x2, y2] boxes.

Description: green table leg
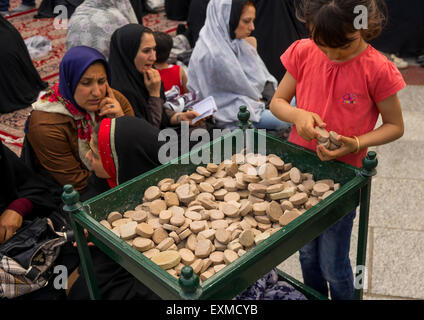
[[355, 152, 378, 300], [62, 185, 101, 300], [355, 181, 371, 300]]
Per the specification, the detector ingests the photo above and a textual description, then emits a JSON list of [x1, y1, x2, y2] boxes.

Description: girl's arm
[[317, 93, 404, 161], [270, 71, 326, 141]]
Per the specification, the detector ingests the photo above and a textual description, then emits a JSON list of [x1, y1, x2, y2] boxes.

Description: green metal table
[[63, 119, 377, 300]]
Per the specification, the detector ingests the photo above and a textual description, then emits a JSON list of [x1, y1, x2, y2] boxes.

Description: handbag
[[0, 217, 71, 299]]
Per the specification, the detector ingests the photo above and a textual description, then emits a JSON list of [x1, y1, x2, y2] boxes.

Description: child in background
[[270, 0, 405, 300], [154, 31, 189, 94]]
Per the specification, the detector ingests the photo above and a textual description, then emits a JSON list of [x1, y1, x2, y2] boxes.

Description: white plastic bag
[[146, 0, 165, 10], [24, 36, 52, 59]]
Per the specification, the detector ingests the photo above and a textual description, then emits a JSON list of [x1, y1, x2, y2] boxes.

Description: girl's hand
[[293, 109, 327, 141], [98, 84, 124, 118], [143, 69, 162, 98], [316, 135, 358, 161]]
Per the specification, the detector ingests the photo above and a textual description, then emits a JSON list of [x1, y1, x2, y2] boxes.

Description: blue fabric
[[299, 210, 357, 300], [234, 268, 307, 300], [252, 96, 296, 131], [253, 109, 291, 131], [59, 46, 111, 111]]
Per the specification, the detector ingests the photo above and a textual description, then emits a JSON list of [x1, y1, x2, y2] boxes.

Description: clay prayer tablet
[[107, 211, 122, 224], [151, 250, 181, 270], [266, 201, 283, 222], [144, 186, 161, 202]]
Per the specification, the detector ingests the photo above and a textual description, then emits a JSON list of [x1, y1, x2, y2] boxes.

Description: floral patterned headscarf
[[66, 0, 138, 59]]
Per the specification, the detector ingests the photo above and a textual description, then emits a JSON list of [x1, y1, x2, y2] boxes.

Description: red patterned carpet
[[0, 1, 183, 155]]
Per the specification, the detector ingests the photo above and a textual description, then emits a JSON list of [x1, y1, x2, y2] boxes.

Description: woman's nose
[[91, 84, 101, 97]]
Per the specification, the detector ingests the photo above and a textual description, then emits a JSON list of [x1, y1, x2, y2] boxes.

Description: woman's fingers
[[99, 97, 114, 110], [105, 82, 116, 99]]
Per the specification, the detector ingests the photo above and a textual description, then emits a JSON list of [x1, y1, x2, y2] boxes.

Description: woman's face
[[85, 137, 111, 179], [234, 5, 256, 39], [134, 33, 157, 73], [73, 63, 108, 112]]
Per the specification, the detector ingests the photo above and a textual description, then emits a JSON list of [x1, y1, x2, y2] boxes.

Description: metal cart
[[63, 108, 377, 300]]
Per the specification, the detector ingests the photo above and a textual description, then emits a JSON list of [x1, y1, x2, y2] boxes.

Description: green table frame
[[63, 127, 377, 300]]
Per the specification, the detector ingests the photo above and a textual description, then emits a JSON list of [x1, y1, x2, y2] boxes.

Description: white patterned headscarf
[[187, 0, 277, 127], [66, 0, 138, 60]]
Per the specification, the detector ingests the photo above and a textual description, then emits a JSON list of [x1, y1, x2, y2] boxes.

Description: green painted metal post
[[238, 105, 252, 155], [237, 105, 252, 131], [178, 266, 202, 299], [355, 152, 378, 300], [62, 184, 101, 300]]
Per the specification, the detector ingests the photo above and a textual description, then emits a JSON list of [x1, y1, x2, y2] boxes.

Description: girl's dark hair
[[153, 31, 173, 63], [297, 0, 388, 48]]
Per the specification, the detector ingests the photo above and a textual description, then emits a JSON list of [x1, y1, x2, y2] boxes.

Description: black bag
[[0, 217, 71, 299]]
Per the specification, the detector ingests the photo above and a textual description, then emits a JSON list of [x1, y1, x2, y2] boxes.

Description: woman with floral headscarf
[[25, 46, 134, 194], [66, 0, 139, 60]]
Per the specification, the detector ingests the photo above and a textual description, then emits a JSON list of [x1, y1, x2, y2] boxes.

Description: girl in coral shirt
[[271, 0, 405, 300]]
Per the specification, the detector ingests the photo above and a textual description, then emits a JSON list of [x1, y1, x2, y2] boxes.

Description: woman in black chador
[[0, 15, 47, 114]]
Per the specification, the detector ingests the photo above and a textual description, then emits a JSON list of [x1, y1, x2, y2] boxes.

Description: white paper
[[191, 96, 217, 124]]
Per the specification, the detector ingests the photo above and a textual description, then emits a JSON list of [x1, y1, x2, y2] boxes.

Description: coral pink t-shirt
[[281, 39, 406, 168]]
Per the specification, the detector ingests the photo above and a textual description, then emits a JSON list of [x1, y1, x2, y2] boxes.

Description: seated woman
[[66, 0, 138, 60], [187, 0, 292, 132], [0, 140, 57, 245], [0, 140, 79, 300], [109, 24, 201, 129], [25, 46, 134, 195], [68, 116, 163, 300], [0, 15, 47, 114]]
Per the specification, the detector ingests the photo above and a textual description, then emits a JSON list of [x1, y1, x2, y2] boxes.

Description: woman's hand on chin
[[143, 69, 162, 98]]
